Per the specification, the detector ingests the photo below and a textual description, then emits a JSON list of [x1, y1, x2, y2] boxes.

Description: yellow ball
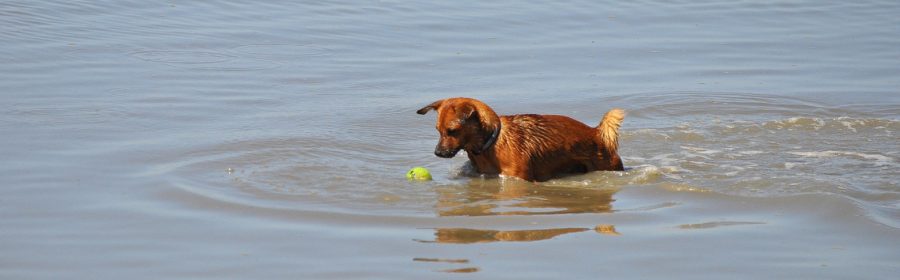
[[406, 167, 432, 181]]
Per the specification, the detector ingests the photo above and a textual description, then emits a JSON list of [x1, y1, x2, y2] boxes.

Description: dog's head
[[417, 97, 501, 158]]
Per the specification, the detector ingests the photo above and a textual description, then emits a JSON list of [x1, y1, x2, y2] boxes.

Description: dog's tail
[[596, 108, 625, 151]]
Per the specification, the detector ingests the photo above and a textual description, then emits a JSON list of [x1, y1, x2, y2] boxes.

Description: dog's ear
[[417, 99, 444, 115], [468, 100, 501, 135]]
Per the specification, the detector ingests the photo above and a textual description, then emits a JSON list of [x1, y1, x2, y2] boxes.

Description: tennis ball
[[406, 167, 432, 181]]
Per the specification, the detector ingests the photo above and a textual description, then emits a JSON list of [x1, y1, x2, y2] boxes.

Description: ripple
[[677, 221, 766, 230], [232, 43, 332, 58], [152, 92, 899, 228], [605, 92, 855, 120], [619, 101, 899, 228], [788, 151, 895, 166], [158, 135, 655, 217], [155, 136, 441, 216], [4, 104, 132, 126], [759, 117, 900, 132], [129, 50, 281, 71], [130, 50, 234, 64]]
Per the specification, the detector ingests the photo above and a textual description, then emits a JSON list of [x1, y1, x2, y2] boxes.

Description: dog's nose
[[435, 149, 451, 158], [434, 148, 457, 158]]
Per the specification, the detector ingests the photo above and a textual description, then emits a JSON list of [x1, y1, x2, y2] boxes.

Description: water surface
[[2, 1, 899, 278]]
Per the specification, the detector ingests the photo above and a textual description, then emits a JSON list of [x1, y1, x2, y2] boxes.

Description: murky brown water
[[2, 1, 899, 278]]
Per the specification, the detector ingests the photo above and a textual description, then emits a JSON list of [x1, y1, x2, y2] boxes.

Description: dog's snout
[[434, 147, 458, 158]]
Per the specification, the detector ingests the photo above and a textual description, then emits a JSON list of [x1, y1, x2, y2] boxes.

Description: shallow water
[[2, 1, 899, 279]]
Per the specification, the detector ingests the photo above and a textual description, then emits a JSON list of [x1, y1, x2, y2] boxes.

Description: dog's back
[[494, 110, 624, 181]]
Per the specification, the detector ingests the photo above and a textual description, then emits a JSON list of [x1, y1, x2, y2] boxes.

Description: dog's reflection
[[420, 227, 590, 244], [435, 177, 618, 216], [423, 178, 621, 243]]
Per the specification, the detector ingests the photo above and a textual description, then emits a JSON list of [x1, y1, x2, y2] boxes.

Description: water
[[2, 1, 899, 278]]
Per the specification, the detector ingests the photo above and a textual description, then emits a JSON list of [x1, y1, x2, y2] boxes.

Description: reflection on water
[[678, 221, 765, 230], [595, 224, 621, 236], [413, 258, 478, 273], [435, 178, 618, 216], [440, 267, 480, 273], [419, 224, 622, 244], [422, 179, 622, 244], [412, 258, 469, 264], [421, 227, 590, 244]]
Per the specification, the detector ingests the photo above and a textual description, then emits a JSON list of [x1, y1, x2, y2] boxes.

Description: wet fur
[[418, 97, 625, 182]]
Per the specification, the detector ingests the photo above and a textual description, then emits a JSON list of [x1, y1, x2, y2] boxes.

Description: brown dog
[[417, 97, 625, 182]]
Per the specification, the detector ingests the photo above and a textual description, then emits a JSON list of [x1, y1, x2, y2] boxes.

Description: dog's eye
[[446, 128, 459, 136]]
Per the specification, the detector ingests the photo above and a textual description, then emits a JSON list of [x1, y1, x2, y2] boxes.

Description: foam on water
[[617, 101, 899, 227], [788, 151, 895, 165]]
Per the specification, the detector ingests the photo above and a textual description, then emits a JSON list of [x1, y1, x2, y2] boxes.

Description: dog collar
[[478, 124, 501, 154]]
